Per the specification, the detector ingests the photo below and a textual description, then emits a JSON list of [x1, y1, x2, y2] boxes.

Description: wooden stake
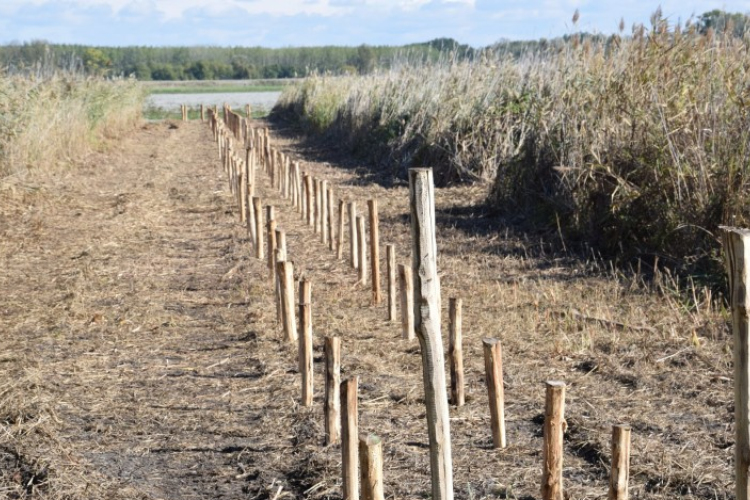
[[341, 377, 359, 500], [327, 187, 335, 251], [398, 264, 414, 340], [482, 338, 506, 448], [302, 173, 309, 221], [306, 175, 315, 227], [542, 381, 566, 500], [325, 336, 341, 445], [337, 198, 345, 259], [409, 168, 453, 500], [200, 104, 205, 122], [299, 279, 312, 405], [267, 208, 277, 282], [314, 179, 322, 234], [609, 425, 631, 500], [253, 197, 264, 259], [368, 199, 381, 304], [449, 298, 465, 407], [275, 230, 287, 324], [357, 216, 367, 286], [239, 161, 247, 224], [277, 261, 297, 343], [359, 435, 384, 500], [349, 202, 358, 269], [722, 226, 750, 500], [386, 245, 396, 322], [321, 180, 329, 245]]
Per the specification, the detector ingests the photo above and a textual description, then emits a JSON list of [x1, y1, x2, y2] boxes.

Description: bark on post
[[398, 264, 414, 341], [409, 168, 453, 500], [542, 381, 566, 500], [357, 216, 367, 286], [386, 245, 397, 322], [306, 176, 315, 228], [277, 261, 297, 343], [722, 226, 750, 500], [275, 230, 287, 324], [482, 338, 506, 448], [314, 179, 322, 234], [337, 199, 346, 259], [302, 172, 309, 221], [349, 202, 358, 269], [325, 336, 341, 445], [299, 279, 312, 405], [341, 377, 359, 500], [609, 425, 631, 500], [238, 163, 247, 224], [253, 197, 264, 259], [368, 199, 381, 305], [321, 180, 329, 245], [449, 298, 465, 407], [359, 435, 384, 500]]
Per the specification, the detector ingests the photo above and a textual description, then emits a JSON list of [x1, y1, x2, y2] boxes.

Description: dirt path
[[0, 118, 735, 500]]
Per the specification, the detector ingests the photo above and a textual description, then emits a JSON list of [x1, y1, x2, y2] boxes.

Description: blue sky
[[1, 1, 749, 47]]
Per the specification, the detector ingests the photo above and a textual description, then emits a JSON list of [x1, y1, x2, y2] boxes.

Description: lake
[[146, 91, 282, 113]]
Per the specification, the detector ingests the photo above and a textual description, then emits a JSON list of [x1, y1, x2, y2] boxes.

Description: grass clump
[[0, 74, 146, 179], [274, 14, 750, 277]]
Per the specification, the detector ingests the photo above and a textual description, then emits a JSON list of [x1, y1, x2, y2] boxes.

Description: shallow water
[[146, 91, 282, 113]]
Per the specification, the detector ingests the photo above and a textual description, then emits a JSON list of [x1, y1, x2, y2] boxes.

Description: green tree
[[698, 9, 750, 37]]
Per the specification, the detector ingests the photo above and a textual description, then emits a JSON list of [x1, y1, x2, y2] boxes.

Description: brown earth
[[0, 118, 735, 500]]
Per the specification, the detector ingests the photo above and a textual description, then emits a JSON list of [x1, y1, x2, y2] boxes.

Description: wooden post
[[409, 168, 453, 500], [357, 216, 367, 286], [542, 381, 566, 500], [306, 175, 315, 228], [299, 279, 312, 405], [398, 264, 414, 340], [321, 180, 329, 245], [277, 261, 298, 343], [302, 173, 309, 221], [275, 230, 287, 324], [239, 161, 247, 224], [368, 199, 381, 304], [337, 198, 346, 259], [722, 227, 750, 500], [314, 179, 322, 234], [359, 435, 385, 500], [349, 202, 358, 269], [200, 104, 205, 122], [253, 197, 264, 259], [449, 298, 465, 407], [609, 425, 631, 500], [267, 207, 277, 282], [482, 338, 506, 448], [327, 187, 335, 251], [386, 245, 396, 322], [341, 377, 359, 500], [325, 336, 341, 445]]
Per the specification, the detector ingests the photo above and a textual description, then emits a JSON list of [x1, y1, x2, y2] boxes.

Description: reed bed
[[0, 74, 145, 180], [274, 16, 750, 276]]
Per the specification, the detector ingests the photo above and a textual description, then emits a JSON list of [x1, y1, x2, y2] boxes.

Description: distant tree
[[356, 45, 375, 74], [698, 9, 750, 37], [82, 48, 111, 75]]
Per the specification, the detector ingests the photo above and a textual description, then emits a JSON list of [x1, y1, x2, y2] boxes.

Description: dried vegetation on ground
[[0, 118, 735, 500]]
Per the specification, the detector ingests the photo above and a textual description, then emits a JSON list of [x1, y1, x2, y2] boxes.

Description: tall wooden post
[[398, 264, 414, 340], [386, 245, 396, 322], [200, 104, 205, 122], [349, 202, 358, 269], [542, 381, 566, 500], [359, 435, 385, 500], [253, 197, 264, 260], [368, 199, 381, 304], [337, 198, 346, 259], [449, 298, 465, 407], [327, 187, 335, 251], [299, 279, 313, 405], [357, 216, 367, 286], [306, 176, 315, 228], [267, 208, 277, 283], [278, 261, 297, 343], [482, 338, 506, 448], [722, 227, 750, 500], [321, 180, 329, 245], [302, 172, 309, 221], [341, 377, 359, 500], [409, 168, 453, 500], [325, 336, 341, 445], [609, 425, 631, 500], [314, 179, 322, 234], [275, 230, 287, 325]]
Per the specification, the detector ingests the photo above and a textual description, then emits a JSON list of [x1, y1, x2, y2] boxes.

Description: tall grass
[[0, 73, 145, 179], [274, 16, 750, 276]]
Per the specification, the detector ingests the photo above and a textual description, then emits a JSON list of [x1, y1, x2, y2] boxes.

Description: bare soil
[[0, 118, 734, 500]]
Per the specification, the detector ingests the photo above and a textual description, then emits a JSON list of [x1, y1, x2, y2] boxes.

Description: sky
[[0, 1, 749, 48]]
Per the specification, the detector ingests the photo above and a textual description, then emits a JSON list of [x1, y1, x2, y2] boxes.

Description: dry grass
[[0, 116, 734, 500], [274, 14, 750, 276], [0, 73, 145, 181]]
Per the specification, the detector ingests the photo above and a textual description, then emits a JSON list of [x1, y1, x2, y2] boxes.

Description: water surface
[[147, 91, 282, 113]]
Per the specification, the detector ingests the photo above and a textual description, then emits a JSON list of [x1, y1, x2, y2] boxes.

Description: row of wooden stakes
[[201, 104, 633, 500]]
